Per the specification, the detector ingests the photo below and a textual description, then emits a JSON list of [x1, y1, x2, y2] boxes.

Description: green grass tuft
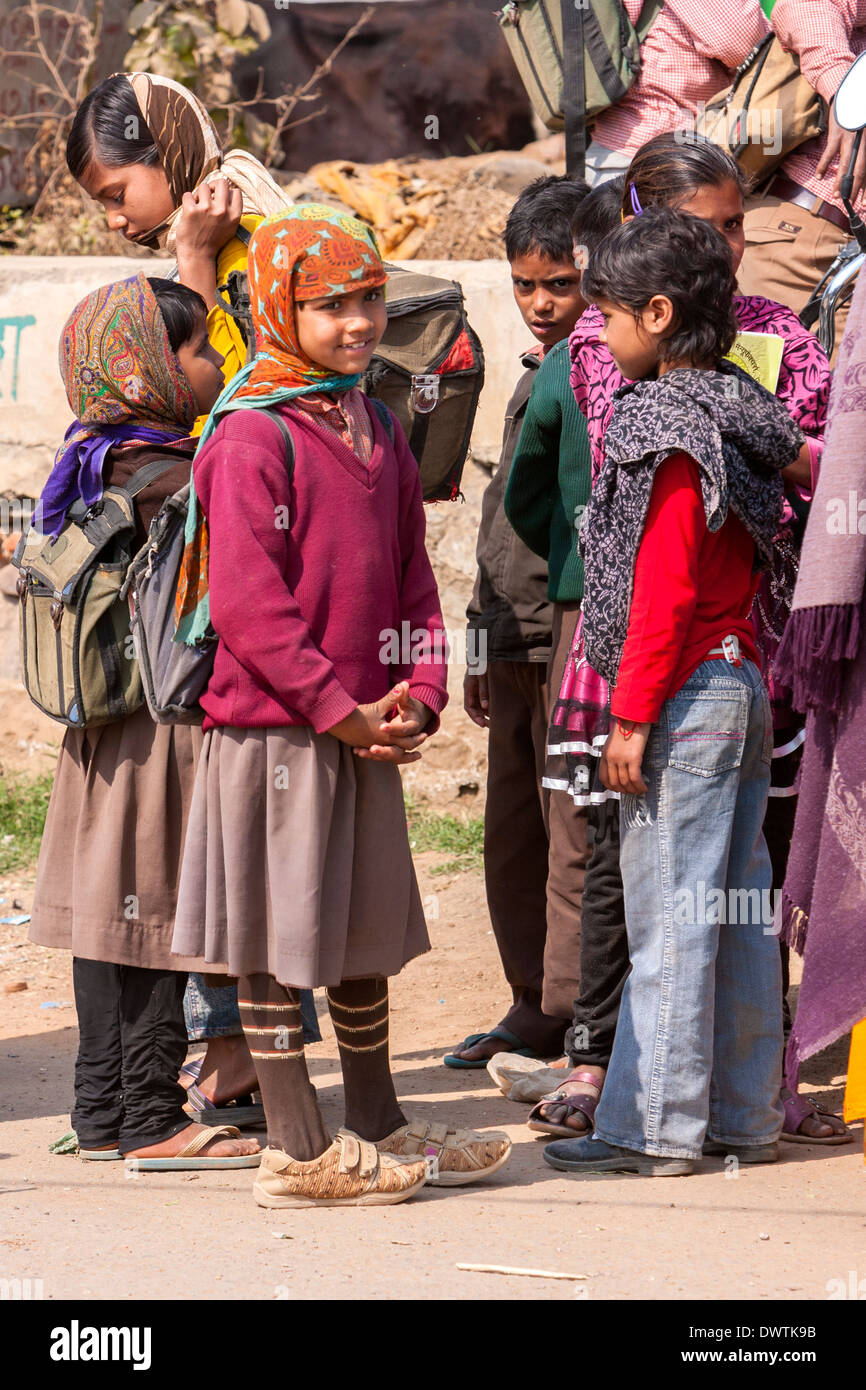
[[405, 794, 483, 876], [0, 774, 53, 875]]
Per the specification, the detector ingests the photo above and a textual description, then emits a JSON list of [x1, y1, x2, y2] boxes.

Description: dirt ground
[[0, 460, 862, 1305], [0, 848, 863, 1304]]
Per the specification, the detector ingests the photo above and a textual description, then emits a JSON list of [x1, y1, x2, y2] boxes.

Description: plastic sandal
[[49, 1130, 122, 1160], [183, 1078, 265, 1128], [486, 1053, 570, 1102], [527, 1070, 602, 1138], [780, 1090, 853, 1145], [125, 1124, 262, 1170], [443, 1026, 538, 1069]]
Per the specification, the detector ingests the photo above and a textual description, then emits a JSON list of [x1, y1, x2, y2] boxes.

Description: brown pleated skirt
[[29, 705, 206, 971], [171, 725, 430, 988]]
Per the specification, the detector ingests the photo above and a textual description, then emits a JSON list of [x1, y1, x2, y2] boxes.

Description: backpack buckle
[[411, 373, 440, 414]]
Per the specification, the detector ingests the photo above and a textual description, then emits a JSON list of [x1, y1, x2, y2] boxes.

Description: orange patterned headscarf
[[230, 203, 388, 402], [176, 204, 388, 646]]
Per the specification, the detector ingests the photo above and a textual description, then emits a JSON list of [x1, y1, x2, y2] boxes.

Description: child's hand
[[600, 720, 651, 795], [175, 177, 243, 264], [356, 683, 435, 762], [377, 685, 432, 742], [464, 672, 489, 728], [328, 683, 428, 763]]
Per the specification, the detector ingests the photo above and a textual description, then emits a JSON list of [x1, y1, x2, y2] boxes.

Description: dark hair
[[67, 75, 159, 180], [580, 207, 738, 366], [504, 173, 590, 263], [571, 175, 625, 259], [147, 279, 208, 354], [624, 131, 749, 220]]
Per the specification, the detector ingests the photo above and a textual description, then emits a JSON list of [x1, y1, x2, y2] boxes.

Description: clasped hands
[[329, 681, 433, 764]]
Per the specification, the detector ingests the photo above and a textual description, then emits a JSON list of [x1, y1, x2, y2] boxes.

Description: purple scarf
[[775, 271, 866, 1085], [35, 421, 186, 538]]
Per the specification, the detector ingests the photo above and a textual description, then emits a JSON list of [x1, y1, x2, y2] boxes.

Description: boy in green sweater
[[446, 175, 592, 1068]]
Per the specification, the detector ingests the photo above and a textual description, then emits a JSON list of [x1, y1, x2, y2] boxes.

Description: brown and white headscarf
[[120, 72, 290, 252]]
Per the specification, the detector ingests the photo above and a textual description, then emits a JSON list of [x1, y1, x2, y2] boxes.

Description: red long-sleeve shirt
[[611, 453, 760, 725]]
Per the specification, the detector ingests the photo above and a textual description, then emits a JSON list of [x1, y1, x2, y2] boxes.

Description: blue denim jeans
[[593, 659, 784, 1160], [184, 974, 321, 1045]]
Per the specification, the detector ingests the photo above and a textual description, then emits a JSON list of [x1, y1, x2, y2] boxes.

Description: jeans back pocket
[[665, 688, 749, 778]]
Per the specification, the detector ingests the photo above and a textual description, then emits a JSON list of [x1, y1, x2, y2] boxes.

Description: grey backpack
[[125, 411, 295, 723], [125, 401, 393, 723]]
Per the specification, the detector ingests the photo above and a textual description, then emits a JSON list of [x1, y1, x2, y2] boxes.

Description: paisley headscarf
[[35, 272, 195, 537], [174, 204, 388, 644], [120, 72, 290, 252]]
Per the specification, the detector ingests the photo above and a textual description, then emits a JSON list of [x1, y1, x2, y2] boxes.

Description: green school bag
[[12, 458, 179, 728], [496, 0, 665, 177]]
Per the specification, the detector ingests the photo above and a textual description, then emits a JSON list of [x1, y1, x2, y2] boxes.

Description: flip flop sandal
[[184, 1079, 265, 1129], [443, 1027, 539, 1070], [780, 1091, 853, 1145], [49, 1130, 122, 1160], [125, 1124, 262, 1170], [527, 1071, 602, 1138]]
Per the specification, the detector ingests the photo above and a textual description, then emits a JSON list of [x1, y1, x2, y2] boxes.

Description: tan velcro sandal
[[377, 1119, 512, 1186], [252, 1129, 428, 1209]]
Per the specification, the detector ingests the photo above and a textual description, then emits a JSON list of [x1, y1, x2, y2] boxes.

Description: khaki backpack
[[497, 0, 665, 177], [13, 458, 179, 728], [695, 34, 827, 180]]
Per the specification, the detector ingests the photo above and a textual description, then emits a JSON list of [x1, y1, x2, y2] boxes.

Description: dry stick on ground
[[456, 1263, 590, 1281]]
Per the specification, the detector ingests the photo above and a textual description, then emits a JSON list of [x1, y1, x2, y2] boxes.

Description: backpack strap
[[262, 408, 296, 478], [368, 395, 395, 443], [125, 455, 188, 497], [561, 0, 587, 180], [65, 455, 182, 526], [634, 0, 665, 43]]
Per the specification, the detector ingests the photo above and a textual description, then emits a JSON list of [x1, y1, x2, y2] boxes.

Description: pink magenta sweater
[[193, 399, 449, 734]]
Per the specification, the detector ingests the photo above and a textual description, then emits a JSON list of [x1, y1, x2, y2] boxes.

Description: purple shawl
[[774, 270, 866, 1084]]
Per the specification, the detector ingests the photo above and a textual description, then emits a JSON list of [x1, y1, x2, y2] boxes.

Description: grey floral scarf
[[579, 362, 803, 685]]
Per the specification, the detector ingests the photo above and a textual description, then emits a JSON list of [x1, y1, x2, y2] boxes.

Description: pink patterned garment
[[591, 0, 769, 159], [544, 299, 831, 805], [773, 0, 866, 215]]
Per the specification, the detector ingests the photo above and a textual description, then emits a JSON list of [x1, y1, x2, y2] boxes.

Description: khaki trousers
[[737, 193, 851, 365]]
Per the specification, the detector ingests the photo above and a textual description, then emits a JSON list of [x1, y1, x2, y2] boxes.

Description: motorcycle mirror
[[834, 52, 866, 131]]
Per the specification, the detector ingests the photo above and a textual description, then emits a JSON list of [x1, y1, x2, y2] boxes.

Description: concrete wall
[[0, 256, 528, 498]]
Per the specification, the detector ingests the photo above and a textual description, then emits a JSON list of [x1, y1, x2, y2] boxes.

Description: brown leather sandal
[[527, 1069, 603, 1138]]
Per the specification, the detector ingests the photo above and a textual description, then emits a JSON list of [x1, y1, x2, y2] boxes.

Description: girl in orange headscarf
[[171, 206, 513, 1208]]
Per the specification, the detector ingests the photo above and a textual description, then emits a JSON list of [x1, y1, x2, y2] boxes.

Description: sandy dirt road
[[1, 850, 863, 1305]]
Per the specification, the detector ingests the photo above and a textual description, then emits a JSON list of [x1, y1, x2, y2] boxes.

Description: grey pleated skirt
[[171, 725, 430, 988]]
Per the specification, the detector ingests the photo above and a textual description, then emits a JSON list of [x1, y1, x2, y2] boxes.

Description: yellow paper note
[[724, 332, 785, 395]]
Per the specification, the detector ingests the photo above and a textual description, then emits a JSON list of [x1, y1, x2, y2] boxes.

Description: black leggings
[[72, 958, 191, 1153]]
